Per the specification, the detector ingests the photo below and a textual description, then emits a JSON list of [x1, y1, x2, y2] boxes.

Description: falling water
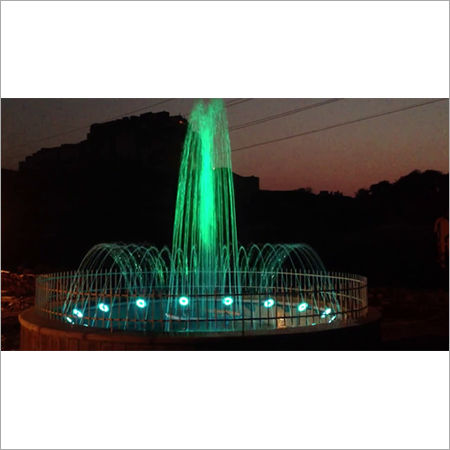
[[168, 100, 242, 326], [61, 99, 339, 333]]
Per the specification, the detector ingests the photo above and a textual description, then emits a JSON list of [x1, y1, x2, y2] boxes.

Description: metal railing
[[35, 270, 368, 334]]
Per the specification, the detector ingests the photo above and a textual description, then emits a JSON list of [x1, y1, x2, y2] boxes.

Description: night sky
[[1, 98, 448, 195]]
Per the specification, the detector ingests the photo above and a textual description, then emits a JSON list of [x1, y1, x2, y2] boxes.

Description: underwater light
[[223, 297, 233, 306], [136, 298, 147, 308], [179, 296, 189, 306], [47, 99, 363, 338], [73, 308, 83, 318]]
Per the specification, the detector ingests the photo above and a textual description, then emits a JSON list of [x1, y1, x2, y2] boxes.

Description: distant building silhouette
[[4, 111, 260, 271], [2, 111, 448, 288], [18, 110, 260, 191], [19, 111, 188, 173], [434, 217, 449, 269]]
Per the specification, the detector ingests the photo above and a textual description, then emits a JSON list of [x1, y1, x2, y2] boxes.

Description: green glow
[[321, 307, 332, 318], [61, 99, 341, 333], [179, 296, 189, 306], [223, 297, 234, 306], [136, 298, 147, 308], [73, 308, 83, 318], [169, 99, 241, 330], [66, 317, 74, 324], [328, 314, 337, 323]]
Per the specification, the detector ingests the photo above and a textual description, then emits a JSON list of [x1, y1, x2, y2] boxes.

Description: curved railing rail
[[35, 270, 368, 334]]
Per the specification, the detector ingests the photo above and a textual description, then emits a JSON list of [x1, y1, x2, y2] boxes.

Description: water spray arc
[[39, 99, 368, 334]]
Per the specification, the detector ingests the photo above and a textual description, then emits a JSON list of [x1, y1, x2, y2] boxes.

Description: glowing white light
[[297, 302, 308, 312], [223, 297, 233, 306], [66, 317, 74, 324], [321, 307, 332, 318], [328, 315, 337, 323], [136, 298, 147, 308], [179, 296, 189, 306], [263, 298, 275, 308], [73, 308, 83, 318], [98, 303, 109, 312]]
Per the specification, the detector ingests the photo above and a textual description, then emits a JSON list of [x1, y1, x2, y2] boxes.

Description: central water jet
[[34, 98, 368, 337], [168, 100, 241, 329]]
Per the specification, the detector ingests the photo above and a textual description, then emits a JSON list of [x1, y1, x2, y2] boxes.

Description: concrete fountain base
[[19, 307, 381, 350]]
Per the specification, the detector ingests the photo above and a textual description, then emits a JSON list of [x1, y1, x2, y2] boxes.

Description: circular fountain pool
[[19, 268, 377, 350], [19, 99, 378, 350], [34, 269, 368, 334]]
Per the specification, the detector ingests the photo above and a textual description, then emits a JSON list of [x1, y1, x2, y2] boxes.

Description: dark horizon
[[2, 104, 448, 283], [2, 98, 448, 196]]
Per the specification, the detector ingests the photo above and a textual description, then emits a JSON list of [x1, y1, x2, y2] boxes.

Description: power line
[[175, 98, 252, 114], [226, 99, 253, 108], [106, 99, 174, 119], [225, 98, 243, 105], [9, 99, 175, 151], [8, 98, 254, 153], [229, 99, 340, 132], [231, 99, 447, 153], [174, 98, 253, 120]]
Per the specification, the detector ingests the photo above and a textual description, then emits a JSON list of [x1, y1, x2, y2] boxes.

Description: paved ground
[[1, 271, 35, 350], [369, 286, 449, 350]]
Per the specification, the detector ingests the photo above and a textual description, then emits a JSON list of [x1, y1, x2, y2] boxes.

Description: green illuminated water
[[169, 99, 241, 327], [63, 99, 339, 332]]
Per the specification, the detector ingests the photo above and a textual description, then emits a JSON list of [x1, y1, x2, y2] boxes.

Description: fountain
[[20, 99, 374, 350]]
